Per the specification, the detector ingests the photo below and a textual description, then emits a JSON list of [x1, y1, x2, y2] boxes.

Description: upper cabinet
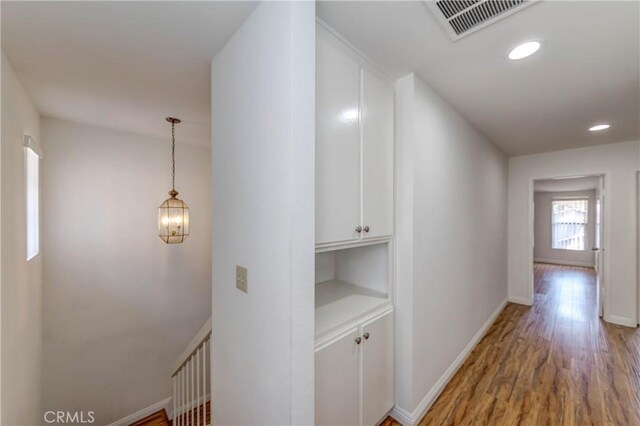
[[361, 68, 394, 240], [316, 25, 394, 247], [316, 27, 361, 246]]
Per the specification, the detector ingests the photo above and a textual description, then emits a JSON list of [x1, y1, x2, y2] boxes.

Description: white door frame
[[596, 176, 604, 317], [527, 172, 611, 320], [637, 171, 640, 325]]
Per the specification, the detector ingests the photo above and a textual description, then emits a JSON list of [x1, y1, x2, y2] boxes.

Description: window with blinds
[[551, 199, 588, 251]]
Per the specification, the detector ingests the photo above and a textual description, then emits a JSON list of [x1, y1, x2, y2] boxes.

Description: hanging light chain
[[166, 117, 181, 198], [171, 120, 176, 192]]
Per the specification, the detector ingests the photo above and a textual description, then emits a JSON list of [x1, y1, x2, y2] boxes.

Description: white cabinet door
[[361, 67, 394, 240], [315, 328, 361, 426], [361, 312, 394, 426], [316, 29, 361, 245]]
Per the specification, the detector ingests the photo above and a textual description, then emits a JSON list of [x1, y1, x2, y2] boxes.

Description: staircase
[[129, 318, 212, 426], [171, 318, 212, 426], [174, 401, 211, 426], [129, 409, 170, 426], [130, 401, 211, 426]]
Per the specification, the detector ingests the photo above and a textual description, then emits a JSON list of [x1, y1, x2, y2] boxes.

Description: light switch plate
[[236, 265, 248, 293]]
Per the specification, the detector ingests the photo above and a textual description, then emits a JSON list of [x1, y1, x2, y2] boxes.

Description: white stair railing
[[171, 317, 211, 426]]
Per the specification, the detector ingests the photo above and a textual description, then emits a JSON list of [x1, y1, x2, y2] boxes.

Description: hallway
[[394, 263, 640, 425]]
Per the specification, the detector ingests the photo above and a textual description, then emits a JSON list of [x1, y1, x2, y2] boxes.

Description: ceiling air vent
[[424, 0, 538, 41]]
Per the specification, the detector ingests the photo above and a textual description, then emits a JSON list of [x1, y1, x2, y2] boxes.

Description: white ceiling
[[318, 1, 640, 156], [1, 1, 258, 146], [534, 176, 600, 192], [3, 2, 638, 154]]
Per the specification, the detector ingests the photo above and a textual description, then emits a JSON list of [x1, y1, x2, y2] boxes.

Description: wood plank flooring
[[388, 263, 640, 425]]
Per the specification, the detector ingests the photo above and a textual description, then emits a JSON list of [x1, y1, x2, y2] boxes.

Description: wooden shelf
[[315, 279, 388, 337]]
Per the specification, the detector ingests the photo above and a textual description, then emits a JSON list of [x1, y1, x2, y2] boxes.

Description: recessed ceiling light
[[588, 124, 611, 132], [508, 41, 541, 60]]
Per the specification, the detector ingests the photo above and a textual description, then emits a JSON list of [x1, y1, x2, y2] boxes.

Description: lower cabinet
[[361, 311, 394, 426], [315, 328, 360, 426], [315, 310, 394, 426]]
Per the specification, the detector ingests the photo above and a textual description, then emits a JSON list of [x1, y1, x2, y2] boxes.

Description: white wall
[[394, 73, 508, 420], [41, 118, 212, 425], [508, 140, 640, 326], [534, 190, 596, 267], [1, 52, 43, 426], [210, 2, 315, 425]]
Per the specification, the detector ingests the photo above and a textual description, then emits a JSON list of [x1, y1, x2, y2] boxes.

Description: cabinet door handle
[[355, 226, 363, 233], [355, 337, 362, 345], [363, 226, 370, 233], [363, 332, 370, 340]]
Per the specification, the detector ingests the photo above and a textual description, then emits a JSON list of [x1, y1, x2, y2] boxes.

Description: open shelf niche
[[315, 242, 390, 336]]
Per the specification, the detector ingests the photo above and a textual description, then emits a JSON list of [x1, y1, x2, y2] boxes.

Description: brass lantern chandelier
[[158, 117, 189, 244]]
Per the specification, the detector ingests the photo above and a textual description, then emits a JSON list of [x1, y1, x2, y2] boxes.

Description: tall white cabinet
[[316, 25, 394, 248], [315, 23, 395, 426]]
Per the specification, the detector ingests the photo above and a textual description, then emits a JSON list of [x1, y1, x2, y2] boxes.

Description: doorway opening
[[532, 174, 606, 318]]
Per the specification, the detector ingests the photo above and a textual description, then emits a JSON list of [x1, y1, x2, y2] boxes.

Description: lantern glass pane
[[158, 197, 189, 244]]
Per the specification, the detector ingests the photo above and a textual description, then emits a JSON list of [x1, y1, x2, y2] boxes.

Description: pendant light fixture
[[158, 117, 190, 244]]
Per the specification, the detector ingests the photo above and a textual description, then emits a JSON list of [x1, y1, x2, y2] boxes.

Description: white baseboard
[[534, 258, 594, 268], [606, 314, 638, 328], [507, 295, 532, 306], [389, 298, 508, 426], [388, 405, 413, 426], [106, 396, 172, 426]]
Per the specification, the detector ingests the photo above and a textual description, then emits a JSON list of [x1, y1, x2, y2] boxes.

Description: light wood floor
[[386, 263, 640, 425]]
